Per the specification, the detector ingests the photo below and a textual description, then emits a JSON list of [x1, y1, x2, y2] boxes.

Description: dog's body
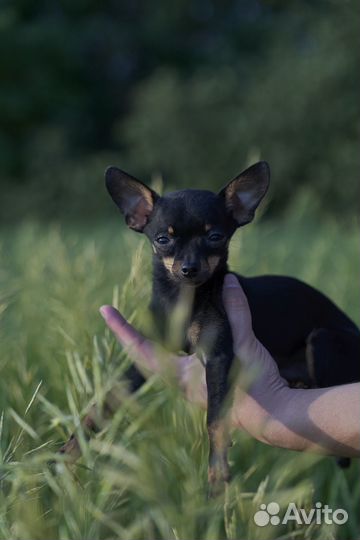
[[59, 161, 360, 494]]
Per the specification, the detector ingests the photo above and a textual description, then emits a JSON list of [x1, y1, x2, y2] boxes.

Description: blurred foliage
[[0, 213, 359, 539], [0, 0, 359, 222]]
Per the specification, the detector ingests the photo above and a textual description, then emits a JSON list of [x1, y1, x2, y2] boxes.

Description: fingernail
[[99, 306, 109, 319], [224, 274, 239, 288]]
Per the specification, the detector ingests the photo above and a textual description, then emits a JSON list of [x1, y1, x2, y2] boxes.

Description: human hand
[[100, 277, 360, 457], [59, 275, 360, 462]]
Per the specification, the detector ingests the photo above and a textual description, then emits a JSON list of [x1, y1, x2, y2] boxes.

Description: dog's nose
[[181, 264, 198, 278]]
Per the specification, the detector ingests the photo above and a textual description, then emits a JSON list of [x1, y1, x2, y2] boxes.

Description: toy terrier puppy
[[103, 161, 360, 494]]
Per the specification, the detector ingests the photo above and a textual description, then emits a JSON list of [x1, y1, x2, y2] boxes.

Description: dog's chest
[[185, 309, 224, 351], [151, 281, 226, 352]]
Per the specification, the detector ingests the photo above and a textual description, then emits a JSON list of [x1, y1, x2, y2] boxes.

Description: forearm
[[231, 343, 360, 457]]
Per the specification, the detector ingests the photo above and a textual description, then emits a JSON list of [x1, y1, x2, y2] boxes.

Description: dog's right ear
[[105, 167, 159, 232]]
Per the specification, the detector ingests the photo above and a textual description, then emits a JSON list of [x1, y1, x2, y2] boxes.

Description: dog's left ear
[[219, 161, 270, 226], [105, 167, 159, 232]]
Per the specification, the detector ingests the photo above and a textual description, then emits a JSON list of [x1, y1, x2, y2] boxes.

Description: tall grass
[[0, 205, 359, 539]]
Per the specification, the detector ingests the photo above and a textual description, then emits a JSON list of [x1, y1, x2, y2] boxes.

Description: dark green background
[[0, 0, 359, 222]]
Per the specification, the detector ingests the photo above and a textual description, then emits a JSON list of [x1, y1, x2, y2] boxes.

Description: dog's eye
[[155, 236, 170, 245], [208, 232, 224, 242]]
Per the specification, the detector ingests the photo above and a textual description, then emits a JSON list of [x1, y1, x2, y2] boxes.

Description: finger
[[99, 305, 154, 363], [222, 274, 252, 329], [176, 353, 208, 408]]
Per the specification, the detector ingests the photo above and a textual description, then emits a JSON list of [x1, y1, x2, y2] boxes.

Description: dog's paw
[[48, 434, 82, 472], [207, 457, 231, 498]]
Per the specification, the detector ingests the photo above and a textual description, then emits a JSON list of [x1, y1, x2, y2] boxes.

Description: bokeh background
[[1, 0, 359, 221], [1, 1, 359, 539]]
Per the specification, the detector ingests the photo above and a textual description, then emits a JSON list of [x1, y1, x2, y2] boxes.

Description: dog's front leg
[[204, 331, 234, 497]]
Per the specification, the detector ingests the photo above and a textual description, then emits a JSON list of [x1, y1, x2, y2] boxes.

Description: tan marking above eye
[[168, 226, 174, 235], [162, 256, 175, 273], [205, 224, 212, 232]]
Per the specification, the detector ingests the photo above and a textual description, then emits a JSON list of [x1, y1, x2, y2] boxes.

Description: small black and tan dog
[[103, 161, 360, 493], [59, 161, 359, 494]]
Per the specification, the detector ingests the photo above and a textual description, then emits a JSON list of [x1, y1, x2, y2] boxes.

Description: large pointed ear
[[219, 161, 270, 226], [105, 167, 159, 232]]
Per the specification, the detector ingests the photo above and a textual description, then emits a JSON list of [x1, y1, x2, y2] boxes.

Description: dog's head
[[105, 161, 270, 286]]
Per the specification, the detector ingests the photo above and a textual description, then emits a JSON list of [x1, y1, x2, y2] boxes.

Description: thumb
[[222, 274, 254, 350], [99, 305, 154, 362]]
